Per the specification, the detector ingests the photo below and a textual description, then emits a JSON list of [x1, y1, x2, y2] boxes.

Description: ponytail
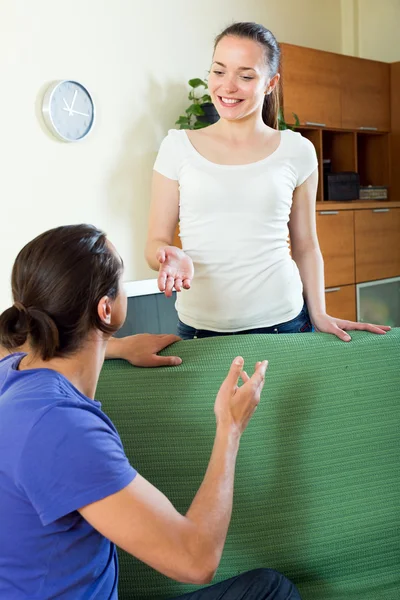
[[262, 85, 281, 129], [0, 305, 29, 351], [0, 302, 60, 360]]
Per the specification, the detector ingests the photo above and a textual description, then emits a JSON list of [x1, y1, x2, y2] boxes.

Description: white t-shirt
[[153, 128, 318, 332]]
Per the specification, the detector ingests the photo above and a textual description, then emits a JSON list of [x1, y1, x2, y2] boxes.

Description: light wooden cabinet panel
[[325, 285, 356, 321], [317, 210, 355, 287], [355, 208, 400, 283], [391, 62, 400, 201], [340, 56, 390, 131], [280, 43, 342, 129], [172, 225, 181, 249]]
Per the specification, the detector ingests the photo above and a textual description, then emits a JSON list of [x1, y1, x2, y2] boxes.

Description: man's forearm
[[184, 425, 241, 578], [104, 337, 122, 360]]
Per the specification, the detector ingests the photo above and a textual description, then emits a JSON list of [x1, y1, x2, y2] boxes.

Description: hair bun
[[0, 304, 29, 349]]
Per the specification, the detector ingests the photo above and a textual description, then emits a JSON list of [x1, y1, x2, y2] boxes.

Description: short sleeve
[[296, 135, 319, 187], [17, 404, 137, 526], [153, 130, 179, 180]]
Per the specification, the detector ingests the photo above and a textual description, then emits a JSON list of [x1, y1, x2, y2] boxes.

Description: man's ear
[[97, 296, 112, 325]]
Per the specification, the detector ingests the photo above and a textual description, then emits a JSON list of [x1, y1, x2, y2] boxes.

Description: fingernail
[[234, 357, 244, 365], [344, 334, 351, 341]]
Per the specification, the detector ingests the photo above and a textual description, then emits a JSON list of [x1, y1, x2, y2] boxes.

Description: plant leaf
[[292, 112, 300, 126], [186, 104, 205, 116], [175, 116, 190, 125], [188, 78, 207, 88], [200, 94, 212, 103]]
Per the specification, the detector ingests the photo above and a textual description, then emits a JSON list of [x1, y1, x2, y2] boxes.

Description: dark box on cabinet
[[326, 172, 360, 201]]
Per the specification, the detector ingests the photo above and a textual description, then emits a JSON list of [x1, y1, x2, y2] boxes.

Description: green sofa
[[96, 329, 400, 600]]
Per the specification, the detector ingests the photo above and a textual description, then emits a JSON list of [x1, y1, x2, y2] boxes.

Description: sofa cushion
[[96, 330, 400, 600]]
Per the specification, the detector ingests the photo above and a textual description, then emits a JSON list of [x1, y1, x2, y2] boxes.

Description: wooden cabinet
[[340, 55, 391, 131], [357, 133, 390, 188], [172, 225, 181, 249], [280, 43, 342, 128], [355, 208, 400, 282], [325, 285, 356, 321], [280, 45, 390, 132], [317, 210, 355, 287], [391, 62, 400, 201]]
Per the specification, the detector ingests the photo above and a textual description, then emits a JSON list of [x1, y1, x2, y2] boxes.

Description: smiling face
[[208, 35, 277, 122]]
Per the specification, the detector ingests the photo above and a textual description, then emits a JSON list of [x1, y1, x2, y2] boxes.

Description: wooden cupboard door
[[391, 62, 400, 201], [340, 56, 390, 131], [325, 285, 356, 321], [280, 43, 342, 128], [355, 208, 400, 283], [317, 210, 355, 287], [172, 224, 181, 248]]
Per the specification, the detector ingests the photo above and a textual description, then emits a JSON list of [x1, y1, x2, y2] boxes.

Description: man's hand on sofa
[[105, 334, 182, 367], [311, 312, 391, 342]]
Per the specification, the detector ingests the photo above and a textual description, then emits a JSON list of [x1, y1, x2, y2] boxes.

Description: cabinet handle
[[320, 211, 339, 215], [325, 287, 341, 293], [358, 126, 378, 131], [305, 121, 326, 127], [372, 208, 389, 213]]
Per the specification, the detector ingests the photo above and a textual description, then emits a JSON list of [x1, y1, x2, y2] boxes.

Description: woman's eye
[[213, 70, 224, 76], [242, 76, 254, 81]]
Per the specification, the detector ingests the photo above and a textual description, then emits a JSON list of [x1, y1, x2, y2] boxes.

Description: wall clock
[[42, 80, 95, 142]]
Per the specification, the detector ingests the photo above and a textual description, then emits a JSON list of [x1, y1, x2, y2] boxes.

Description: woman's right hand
[[214, 357, 268, 436], [156, 246, 194, 297]]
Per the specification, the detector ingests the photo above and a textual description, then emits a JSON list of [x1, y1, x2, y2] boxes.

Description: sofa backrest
[[97, 330, 400, 600]]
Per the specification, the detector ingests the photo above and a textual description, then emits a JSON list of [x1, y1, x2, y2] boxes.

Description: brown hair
[[214, 22, 281, 129], [0, 224, 123, 360]]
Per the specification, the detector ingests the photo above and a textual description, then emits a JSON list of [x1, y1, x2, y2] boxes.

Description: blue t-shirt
[[0, 353, 137, 599]]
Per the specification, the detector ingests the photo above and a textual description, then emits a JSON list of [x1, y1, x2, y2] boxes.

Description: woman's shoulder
[[281, 129, 317, 156], [282, 128, 313, 147], [162, 128, 187, 144]]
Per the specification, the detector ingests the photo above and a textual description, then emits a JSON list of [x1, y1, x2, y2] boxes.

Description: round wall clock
[[42, 80, 95, 142]]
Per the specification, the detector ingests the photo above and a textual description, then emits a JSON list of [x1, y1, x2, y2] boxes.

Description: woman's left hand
[[311, 313, 391, 342]]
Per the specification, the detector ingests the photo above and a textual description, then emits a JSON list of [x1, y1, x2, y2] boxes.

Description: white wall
[[0, 0, 361, 310]]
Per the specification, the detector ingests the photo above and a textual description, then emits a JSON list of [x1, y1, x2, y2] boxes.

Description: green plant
[[278, 108, 300, 130], [175, 78, 212, 130]]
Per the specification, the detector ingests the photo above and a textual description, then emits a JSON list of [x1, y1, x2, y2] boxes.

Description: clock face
[[43, 80, 95, 142]]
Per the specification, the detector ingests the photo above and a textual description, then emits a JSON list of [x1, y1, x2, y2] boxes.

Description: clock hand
[[69, 109, 90, 117], [69, 90, 78, 116], [63, 97, 70, 111]]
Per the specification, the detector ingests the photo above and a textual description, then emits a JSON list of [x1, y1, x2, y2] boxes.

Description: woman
[[0, 224, 299, 600], [146, 22, 390, 341]]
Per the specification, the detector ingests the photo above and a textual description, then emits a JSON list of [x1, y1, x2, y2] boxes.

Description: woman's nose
[[222, 77, 238, 94]]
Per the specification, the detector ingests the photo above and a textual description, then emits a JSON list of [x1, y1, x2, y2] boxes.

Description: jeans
[[177, 304, 313, 340], [170, 568, 301, 599]]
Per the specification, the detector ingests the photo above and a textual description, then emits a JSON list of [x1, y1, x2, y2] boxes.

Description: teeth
[[221, 97, 241, 104]]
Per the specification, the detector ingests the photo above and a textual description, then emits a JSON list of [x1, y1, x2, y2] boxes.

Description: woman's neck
[[213, 112, 270, 142], [18, 336, 108, 399]]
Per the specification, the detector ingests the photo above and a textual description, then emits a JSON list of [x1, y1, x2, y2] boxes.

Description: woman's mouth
[[217, 96, 244, 108]]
